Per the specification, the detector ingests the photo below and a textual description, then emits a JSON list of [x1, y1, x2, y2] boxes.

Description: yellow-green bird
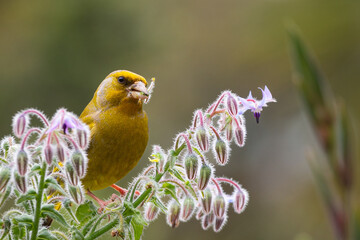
[[80, 70, 149, 196]]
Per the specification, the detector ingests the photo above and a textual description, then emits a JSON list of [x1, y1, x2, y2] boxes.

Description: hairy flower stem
[[133, 188, 152, 208], [21, 109, 49, 126], [216, 178, 241, 191], [212, 178, 223, 194], [30, 161, 47, 240], [159, 179, 189, 196], [20, 128, 41, 149]]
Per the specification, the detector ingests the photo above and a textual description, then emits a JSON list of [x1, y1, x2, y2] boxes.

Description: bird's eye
[[118, 76, 126, 83]]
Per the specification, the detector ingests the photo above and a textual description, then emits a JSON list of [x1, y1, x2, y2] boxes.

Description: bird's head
[[96, 70, 149, 109]]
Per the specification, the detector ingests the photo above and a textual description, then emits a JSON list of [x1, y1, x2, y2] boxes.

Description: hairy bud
[[214, 139, 229, 165], [213, 215, 227, 232], [184, 153, 199, 180], [226, 93, 238, 116], [213, 194, 227, 218], [225, 120, 233, 142], [198, 164, 212, 190], [68, 185, 83, 204], [65, 161, 79, 186], [144, 202, 160, 222], [181, 196, 195, 221], [202, 212, 215, 230], [234, 125, 245, 147], [16, 149, 28, 176], [196, 209, 204, 220], [233, 189, 249, 214], [201, 188, 213, 214], [14, 172, 27, 193], [44, 145, 53, 165], [166, 200, 181, 228], [0, 167, 11, 192], [56, 144, 65, 163], [71, 151, 86, 178], [77, 130, 88, 149], [195, 127, 209, 152], [13, 114, 28, 137]]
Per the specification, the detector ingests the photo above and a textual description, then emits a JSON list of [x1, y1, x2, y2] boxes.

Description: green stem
[[30, 161, 47, 240], [85, 217, 119, 240], [133, 188, 152, 208]]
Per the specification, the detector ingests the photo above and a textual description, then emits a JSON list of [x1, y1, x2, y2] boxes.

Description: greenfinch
[[80, 70, 149, 191]]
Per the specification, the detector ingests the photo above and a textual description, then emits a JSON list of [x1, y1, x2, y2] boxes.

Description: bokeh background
[[0, 0, 359, 239]]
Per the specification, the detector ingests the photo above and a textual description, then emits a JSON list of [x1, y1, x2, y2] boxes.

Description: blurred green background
[[0, 0, 359, 239]]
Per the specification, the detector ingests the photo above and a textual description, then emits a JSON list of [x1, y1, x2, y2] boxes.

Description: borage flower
[[238, 86, 276, 123], [47, 108, 87, 135]]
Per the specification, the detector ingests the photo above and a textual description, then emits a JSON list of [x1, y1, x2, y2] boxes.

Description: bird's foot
[[86, 190, 117, 213], [111, 184, 140, 197]]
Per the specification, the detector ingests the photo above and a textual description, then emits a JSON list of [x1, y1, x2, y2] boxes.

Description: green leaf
[[10, 224, 26, 240], [0, 218, 11, 240], [131, 217, 144, 240], [13, 215, 33, 228], [152, 197, 167, 213], [162, 183, 180, 204], [75, 200, 97, 223], [169, 169, 185, 182], [41, 204, 69, 227], [37, 228, 57, 240], [0, 185, 12, 208], [81, 215, 99, 237], [16, 189, 37, 204], [185, 181, 198, 200], [44, 177, 67, 195], [28, 164, 42, 177]]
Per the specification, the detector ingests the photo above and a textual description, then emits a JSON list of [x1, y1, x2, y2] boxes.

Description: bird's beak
[[128, 81, 149, 100]]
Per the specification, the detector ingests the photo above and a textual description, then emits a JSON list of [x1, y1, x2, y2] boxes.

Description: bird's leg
[[86, 190, 112, 213], [111, 184, 141, 197]]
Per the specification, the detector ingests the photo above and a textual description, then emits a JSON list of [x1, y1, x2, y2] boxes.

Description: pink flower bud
[[144, 202, 160, 222], [201, 212, 215, 230], [65, 161, 79, 186], [184, 153, 199, 180], [234, 125, 246, 147], [213, 194, 227, 218], [195, 127, 209, 152], [68, 185, 84, 204], [226, 93, 238, 116], [13, 114, 28, 138], [44, 145, 53, 165], [77, 130, 88, 149], [0, 167, 11, 192], [225, 120, 233, 142], [213, 215, 227, 232], [213, 139, 229, 165], [181, 196, 195, 221], [196, 209, 204, 220], [166, 200, 181, 228], [198, 164, 212, 190], [56, 144, 65, 163], [16, 150, 28, 176], [233, 189, 249, 214], [71, 151, 86, 178], [200, 188, 213, 214], [14, 172, 27, 194]]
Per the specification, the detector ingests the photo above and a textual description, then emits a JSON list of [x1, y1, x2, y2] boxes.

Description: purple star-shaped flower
[[238, 86, 276, 123], [47, 109, 86, 134]]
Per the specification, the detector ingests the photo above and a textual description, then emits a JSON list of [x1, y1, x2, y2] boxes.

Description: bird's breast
[[81, 107, 148, 191]]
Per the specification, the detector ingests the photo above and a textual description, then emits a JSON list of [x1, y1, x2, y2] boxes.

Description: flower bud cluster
[[0, 108, 90, 207], [135, 89, 272, 234]]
